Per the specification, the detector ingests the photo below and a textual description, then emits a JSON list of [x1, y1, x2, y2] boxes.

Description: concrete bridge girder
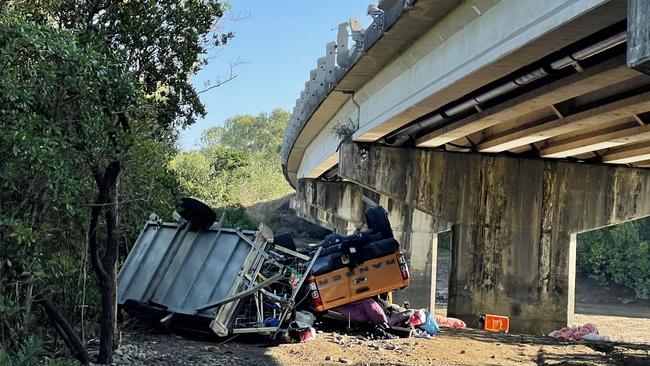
[[289, 0, 629, 184], [326, 143, 650, 334]]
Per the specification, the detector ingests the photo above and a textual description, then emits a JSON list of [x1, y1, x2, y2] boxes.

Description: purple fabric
[[388, 309, 414, 326], [334, 298, 388, 324]]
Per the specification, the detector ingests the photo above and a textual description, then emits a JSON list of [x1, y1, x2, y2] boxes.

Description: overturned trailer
[[117, 218, 320, 337], [117, 198, 410, 339]]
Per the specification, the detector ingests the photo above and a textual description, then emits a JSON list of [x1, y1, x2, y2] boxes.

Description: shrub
[[577, 219, 650, 299], [215, 204, 257, 230]]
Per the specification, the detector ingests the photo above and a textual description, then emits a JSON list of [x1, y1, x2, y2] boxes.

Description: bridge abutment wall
[[333, 143, 650, 334]]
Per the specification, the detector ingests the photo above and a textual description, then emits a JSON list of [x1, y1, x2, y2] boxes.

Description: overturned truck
[[117, 198, 409, 337]]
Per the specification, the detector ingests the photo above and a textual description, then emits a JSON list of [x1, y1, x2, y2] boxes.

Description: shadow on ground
[[442, 327, 650, 366]]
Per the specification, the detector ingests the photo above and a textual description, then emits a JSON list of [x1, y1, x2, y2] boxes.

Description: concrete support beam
[[477, 89, 650, 153], [339, 143, 650, 334], [291, 179, 450, 310], [601, 141, 650, 163], [627, 0, 650, 75], [416, 59, 638, 148], [539, 123, 650, 157]]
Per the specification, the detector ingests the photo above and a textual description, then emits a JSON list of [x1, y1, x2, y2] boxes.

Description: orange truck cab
[[307, 251, 409, 311], [305, 205, 409, 312]]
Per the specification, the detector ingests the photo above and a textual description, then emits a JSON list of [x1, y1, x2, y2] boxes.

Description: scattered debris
[[333, 298, 388, 324], [434, 315, 467, 329], [548, 323, 611, 342], [116, 200, 453, 350], [479, 313, 510, 333]]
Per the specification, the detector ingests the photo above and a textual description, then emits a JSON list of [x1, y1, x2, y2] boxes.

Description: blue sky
[[182, 1, 371, 150]]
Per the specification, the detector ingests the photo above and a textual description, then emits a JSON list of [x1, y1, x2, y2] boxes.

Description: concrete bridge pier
[[336, 143, 650, 334]]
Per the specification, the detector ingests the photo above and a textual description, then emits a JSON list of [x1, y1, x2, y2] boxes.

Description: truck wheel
[[365, 206, 393, 239], [178, 197, 216, 230]]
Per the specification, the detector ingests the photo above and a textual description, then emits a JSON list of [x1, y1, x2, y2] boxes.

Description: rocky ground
[[86, 327, 650, 366]]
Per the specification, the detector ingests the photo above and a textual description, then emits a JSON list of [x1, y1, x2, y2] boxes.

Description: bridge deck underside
[[411, 56, 650, 167]]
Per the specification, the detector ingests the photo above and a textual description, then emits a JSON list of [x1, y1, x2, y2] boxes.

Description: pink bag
[[408, 309, 426, 326], [434, 315, 466, 328]]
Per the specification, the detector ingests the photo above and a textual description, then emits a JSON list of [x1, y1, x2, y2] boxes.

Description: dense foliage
[[170, 109, 293, 229], [200, 109, 290, 154], [0, 0, 229, 363], [577, 218, 650, 299]]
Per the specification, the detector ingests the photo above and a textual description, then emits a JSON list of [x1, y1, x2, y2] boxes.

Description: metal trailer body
[[117, 220, 320, 337]]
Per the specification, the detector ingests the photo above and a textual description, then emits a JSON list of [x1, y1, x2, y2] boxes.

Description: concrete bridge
[[281, 0, 650, 334]]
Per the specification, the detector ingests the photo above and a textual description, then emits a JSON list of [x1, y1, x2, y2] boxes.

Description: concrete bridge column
[[339, 143, 650, 334], [291, 179, 450, 310]]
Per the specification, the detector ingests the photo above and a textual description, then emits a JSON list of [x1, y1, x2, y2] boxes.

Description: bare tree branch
[[197, 58, 249, 95], [225, 10, 252, 22]]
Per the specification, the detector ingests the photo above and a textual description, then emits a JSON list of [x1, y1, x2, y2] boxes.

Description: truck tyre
[[365, 206, 393, 239], [178, 197, 216, 230]]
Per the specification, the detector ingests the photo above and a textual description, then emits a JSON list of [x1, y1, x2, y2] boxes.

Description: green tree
[[169, 149, 262, 228], [201, 145, 251, 173], [198, 109, 293, 205], [201, 108, 290, 154], [171, 151, 227, 207], [119, 139, 184, 244], [0, 0, 231, 362], [0, 14, 124, 355], [578, 219, 650, 299], [172, 109, 292, 228]]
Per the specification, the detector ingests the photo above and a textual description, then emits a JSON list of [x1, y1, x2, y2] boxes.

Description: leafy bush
[[577, 218, 650, 299], [170, 109, 293, 230], [0, 335, 75, 366], [0, 336, 42, 366], [216, 204, 258, 230]]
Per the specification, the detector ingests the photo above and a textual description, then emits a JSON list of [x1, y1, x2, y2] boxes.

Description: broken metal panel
[[117, 221, 257, 317], [209, 229, 271, 335], [119, 220, 321, 337]]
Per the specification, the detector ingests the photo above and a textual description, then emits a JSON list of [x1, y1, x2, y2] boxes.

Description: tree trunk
[[88, 161, 121, 364], [40, 298, 91, 365], [103, 161, 120, 352]]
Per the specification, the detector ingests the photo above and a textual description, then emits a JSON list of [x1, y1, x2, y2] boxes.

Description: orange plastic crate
[[482, 314, 510, 332]]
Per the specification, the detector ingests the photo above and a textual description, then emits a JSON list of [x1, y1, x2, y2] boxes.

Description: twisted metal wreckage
[[116, 198, 411, 338]]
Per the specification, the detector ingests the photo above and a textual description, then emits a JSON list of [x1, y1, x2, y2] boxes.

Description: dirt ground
[[573, 313, 650, 345], [433, 247, 650, 345], [95, 239, 649, 365], [94, 210, 650, 365], [102, 328, 650, 366]]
